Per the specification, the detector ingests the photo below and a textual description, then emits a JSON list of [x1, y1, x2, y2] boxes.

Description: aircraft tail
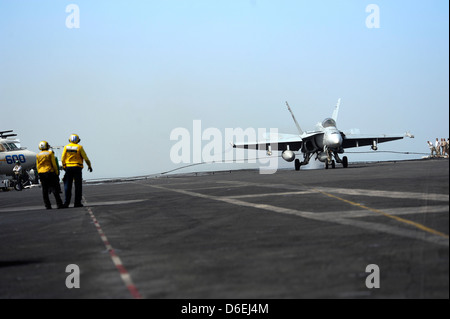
[[332, 98, 341, 122], [285, 102, 303, 135]]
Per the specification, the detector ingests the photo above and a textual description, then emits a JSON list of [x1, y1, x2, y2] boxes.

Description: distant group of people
[[427, 138, 449, 158], [35, 134, 93, 209]]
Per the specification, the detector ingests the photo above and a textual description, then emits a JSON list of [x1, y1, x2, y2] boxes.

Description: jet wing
[[233, 133, 303, 152], [341, 133, 413, 149]]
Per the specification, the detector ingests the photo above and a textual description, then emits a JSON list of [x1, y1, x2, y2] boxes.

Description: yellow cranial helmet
[[69, 134, 80, 144], [39, 141, 49, 150]]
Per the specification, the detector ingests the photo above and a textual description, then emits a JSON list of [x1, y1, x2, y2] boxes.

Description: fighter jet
[[233, 99, 414, 170], [0, 130, 37, 182]]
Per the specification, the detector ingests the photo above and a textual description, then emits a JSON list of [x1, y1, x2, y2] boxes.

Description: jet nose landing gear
[[325, 155, 348, 169]]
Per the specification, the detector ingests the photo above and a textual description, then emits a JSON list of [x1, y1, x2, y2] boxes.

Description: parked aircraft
[[0, 130, 37, 176]]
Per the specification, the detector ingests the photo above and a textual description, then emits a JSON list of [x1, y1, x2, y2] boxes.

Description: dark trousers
[[39, 172, 63, 208], [64, 166, 83, 206], [14, 173, 22, 190]]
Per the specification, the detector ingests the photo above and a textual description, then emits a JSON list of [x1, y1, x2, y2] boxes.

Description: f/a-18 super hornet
[[233, 99, 414, 170]]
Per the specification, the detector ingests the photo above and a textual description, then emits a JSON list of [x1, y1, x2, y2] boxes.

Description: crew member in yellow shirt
[[61, 134, 93, 208], [36, 141, 63, 209]]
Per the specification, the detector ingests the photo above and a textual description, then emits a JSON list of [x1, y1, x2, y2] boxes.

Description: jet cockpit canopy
[[322, 118, 337, 128]]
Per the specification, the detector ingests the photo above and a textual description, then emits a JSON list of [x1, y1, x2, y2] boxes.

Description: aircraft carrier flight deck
[[0, 159, 448, 299]]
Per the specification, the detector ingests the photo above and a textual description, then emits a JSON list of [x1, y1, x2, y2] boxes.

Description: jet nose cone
[[326, 133, 343, 149]]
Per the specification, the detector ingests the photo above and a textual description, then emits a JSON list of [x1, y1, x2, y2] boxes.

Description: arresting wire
[[160, 149, 427, 175]]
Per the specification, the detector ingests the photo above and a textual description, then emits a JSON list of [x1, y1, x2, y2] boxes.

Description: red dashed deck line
[[83, 198, 142, 299]]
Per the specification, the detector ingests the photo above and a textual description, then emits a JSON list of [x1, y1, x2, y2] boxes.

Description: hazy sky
[[1, 1, 448, 179]]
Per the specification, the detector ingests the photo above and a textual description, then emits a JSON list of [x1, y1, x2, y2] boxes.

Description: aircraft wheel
[[342, 156, 348, 168], [294, 159, 301, 171]]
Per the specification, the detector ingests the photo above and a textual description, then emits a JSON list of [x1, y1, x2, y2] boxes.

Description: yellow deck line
[[314, 189, 449, 239]]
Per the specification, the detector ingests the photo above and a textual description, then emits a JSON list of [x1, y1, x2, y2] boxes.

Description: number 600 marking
[[5, 155, 26, 164]]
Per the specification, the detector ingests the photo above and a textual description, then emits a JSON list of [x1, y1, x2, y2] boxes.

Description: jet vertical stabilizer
[[285, 101, 303, 135], [332, 98, 341, 122]]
